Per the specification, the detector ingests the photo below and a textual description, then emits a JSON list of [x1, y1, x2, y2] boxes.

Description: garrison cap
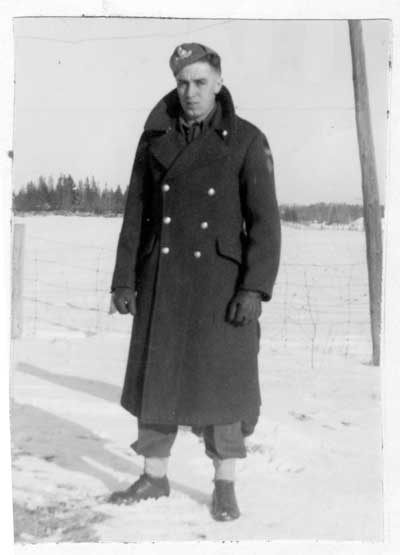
[[169, 42, 220, 75]]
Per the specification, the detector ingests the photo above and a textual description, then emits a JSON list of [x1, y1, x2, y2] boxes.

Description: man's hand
[[112, 287, 136, 316], [227, 290, 262, 326]]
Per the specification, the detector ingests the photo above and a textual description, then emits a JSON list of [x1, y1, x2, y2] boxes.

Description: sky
[[12, 17, 391, 204]]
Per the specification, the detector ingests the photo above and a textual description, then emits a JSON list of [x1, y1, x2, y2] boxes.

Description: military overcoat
[[111, 86, 281, 432]]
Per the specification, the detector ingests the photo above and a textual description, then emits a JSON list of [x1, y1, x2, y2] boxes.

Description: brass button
[[162, 184, 170, 192], [163, 216, 171, 224], [161, 247, 170, 254], [207, 188, 216, 196], [200, 222, 208, 229], [194, 251, 202, 258], [222, 130, 228, 137]]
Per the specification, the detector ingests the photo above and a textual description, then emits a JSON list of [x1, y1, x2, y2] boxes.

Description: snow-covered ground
[[10, 216, 382, 543]]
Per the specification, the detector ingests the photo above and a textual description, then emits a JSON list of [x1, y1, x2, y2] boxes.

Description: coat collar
[[143, 86, 236, 178], [143, 86, 237, 178], [143, 85, 237, 141]]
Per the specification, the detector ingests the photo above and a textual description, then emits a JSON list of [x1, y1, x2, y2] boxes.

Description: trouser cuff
[[131, 421, 178, 457], [203, 422, 247, 459]]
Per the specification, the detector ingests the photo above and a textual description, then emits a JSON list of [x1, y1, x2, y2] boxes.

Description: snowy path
[[11, 333, 382, 542]]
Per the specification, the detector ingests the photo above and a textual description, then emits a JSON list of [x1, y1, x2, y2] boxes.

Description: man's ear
[[214, 74, 223, 94]]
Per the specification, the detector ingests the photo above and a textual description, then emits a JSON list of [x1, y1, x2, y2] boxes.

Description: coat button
[[194, 251, 202, 258], [207, 188, 216, 196], [162, 184, 170, 192], [200, 221, 208, 229], [222, 130, 228, 137], [163, 216, 171, 224], [161, 247, 170, 254]]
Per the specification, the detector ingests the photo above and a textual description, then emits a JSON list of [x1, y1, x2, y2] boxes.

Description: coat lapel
[[149, 128, 186, 171], [167, 128, 229, 178], [149, 127, 229, 178]]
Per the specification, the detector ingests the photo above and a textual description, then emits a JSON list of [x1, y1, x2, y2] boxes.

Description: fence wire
[[18, 223, 372, 362]]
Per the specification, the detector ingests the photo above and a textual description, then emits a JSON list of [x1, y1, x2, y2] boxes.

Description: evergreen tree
[[79, 177, 91, 212], [75, 179, 84, 212], [61, 174, 76, 211], [25, 180, 40, 211], [54, 175, 64, 210], [47, 175, 56, 210], [114, 185, 125, 213], [37, 176, 50, 210], [101, 185, 114, 213], [88, 177, 102, 214]]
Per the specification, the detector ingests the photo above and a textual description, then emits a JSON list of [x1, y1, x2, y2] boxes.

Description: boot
[[107, 473, 170, 505], [211, 479, 240, 521]]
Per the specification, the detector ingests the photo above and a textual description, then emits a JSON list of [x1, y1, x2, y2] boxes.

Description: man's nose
[[186, 82, 197, 98]]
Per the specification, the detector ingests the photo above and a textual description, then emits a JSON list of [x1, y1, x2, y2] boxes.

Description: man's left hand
[[227, 290, 262, 326]]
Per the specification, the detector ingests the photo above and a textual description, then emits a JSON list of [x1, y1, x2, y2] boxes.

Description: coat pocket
[[216, 236, 243, 265]]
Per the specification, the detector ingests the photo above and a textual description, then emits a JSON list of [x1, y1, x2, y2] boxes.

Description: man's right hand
[[112, 287, 136, 316]]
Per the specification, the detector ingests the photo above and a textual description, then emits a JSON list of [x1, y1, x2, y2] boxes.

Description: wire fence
[[17, 220, 372, 363]]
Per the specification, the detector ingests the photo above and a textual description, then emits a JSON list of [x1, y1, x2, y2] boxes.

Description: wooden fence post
[[348, 20, 383, 366], [11, 223, 25, 339]]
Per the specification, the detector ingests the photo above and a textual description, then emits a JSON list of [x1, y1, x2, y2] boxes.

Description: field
[[10, 215, 382, 542]]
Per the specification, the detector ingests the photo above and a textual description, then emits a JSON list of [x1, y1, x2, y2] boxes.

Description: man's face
[[175, 61, 223, 122]]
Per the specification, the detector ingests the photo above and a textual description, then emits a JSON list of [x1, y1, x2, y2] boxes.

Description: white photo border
[[1, 1, 399, 555]]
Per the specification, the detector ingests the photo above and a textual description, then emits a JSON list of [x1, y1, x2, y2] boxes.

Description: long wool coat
[[111, 86, 281, 432]]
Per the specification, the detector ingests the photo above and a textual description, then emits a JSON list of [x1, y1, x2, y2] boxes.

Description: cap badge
[[176, 46, 192, 59]]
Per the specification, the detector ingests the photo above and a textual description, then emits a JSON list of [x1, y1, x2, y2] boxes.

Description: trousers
[[131, 420, 247, 460]]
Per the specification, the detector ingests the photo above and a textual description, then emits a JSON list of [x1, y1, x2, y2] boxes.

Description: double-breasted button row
[[163, 182, 214, 196], [160, 182, 211, 258], [194, 220, 208, 257], [161, 247, 203, 258], [161, 184, 170, 253]]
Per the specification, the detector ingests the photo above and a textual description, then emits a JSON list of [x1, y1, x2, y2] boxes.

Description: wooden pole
[[11, 223, 25, 339], [348, 20, 383, 366]]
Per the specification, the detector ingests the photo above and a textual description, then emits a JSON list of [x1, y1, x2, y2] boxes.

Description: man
[[109, 43, 281, 521]]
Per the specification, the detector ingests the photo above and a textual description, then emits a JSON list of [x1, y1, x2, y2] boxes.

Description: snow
[[10, 216, 382, 543]]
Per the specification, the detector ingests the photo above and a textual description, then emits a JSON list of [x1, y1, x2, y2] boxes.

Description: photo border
[[1, 1, 399, 554]]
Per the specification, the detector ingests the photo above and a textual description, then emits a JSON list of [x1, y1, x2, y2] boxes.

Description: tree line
[[13, 176, 384, 223], [13, 175, 127, 215], [280, 202, 384, 225]]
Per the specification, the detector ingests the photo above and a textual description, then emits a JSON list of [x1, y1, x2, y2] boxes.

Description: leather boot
[[211, 479, 240, 521], [107, 473, 170, 505]]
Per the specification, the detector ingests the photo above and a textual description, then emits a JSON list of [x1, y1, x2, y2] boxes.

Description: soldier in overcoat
[[109, 43, 281, 520]]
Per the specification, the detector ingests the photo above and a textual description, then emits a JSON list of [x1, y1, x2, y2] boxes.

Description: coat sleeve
[[239, 131, 281, 301], [110, 132, 149, 291]]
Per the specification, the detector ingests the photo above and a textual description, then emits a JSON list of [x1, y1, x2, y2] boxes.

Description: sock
[[144, 457, 169, 478], [213, 458, 236, 481]]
